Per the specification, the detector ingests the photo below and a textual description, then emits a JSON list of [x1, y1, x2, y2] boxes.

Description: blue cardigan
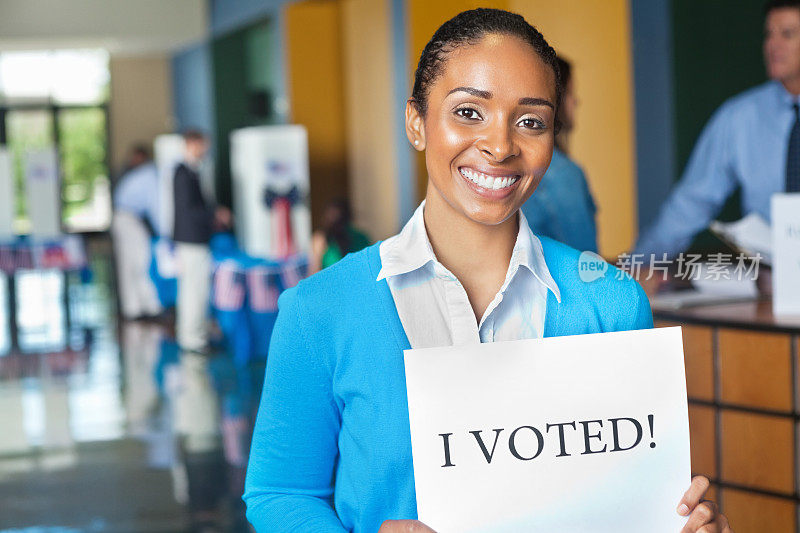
[[243, 238, 653, 532]]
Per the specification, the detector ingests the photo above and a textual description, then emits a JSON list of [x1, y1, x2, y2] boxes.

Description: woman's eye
[[455, 107, 481, 120], [518, 117, 545, 130]]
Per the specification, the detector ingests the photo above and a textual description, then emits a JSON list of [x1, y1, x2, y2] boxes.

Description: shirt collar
[[772, 79, 799, 108], [377, 201, 561, 302], [377, 202, 436, 279]]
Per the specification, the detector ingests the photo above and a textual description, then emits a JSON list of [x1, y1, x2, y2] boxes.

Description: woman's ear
[[405, 99, 426, 151]]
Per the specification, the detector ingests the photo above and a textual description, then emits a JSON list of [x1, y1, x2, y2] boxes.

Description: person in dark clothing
[[173, 129, 231, 353], [173, 163, 214, 245]]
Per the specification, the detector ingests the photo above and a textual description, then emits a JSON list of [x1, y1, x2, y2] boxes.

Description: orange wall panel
[[285, 0, 349, 227]]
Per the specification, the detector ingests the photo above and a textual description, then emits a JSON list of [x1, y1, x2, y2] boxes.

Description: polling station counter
[[654, 298, 800, 533]]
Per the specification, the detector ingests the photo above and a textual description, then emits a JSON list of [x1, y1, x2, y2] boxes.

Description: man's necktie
[[787, 103, 800, 193]]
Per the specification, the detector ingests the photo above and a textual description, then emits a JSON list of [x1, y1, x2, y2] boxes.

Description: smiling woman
[[243, 8, 729, 533]]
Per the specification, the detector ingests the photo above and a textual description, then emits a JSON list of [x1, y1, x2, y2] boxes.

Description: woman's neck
[[422, 192, 517, 286]]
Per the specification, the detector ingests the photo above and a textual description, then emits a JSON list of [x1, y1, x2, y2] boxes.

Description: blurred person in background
[[520, 56, 598, 253], [634, 0, 800, 276], [308, 198, 370, 274], [112, 144, 163, 320], [173, 130, 231, 354], [118, 143, 151, 177]]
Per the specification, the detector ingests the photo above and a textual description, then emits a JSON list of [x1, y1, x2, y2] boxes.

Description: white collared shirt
[[377, 201, 561, 349]]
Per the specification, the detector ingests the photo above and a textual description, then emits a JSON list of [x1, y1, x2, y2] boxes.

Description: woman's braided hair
[[410, 8, 561, 125]]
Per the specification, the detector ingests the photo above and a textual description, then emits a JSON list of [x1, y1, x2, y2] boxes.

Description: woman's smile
[[457, 166, 523, 198]]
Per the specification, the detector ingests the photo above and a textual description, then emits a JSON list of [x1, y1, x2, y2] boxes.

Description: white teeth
[[459, 168, 518, 190]]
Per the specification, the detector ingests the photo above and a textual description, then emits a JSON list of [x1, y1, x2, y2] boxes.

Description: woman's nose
[[477, 124, 519, 162]]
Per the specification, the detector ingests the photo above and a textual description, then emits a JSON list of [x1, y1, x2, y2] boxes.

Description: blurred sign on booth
[[230, 125, 311, 259]]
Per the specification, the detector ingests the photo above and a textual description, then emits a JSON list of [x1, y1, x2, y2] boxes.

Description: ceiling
[[0, 0, 208, 55]]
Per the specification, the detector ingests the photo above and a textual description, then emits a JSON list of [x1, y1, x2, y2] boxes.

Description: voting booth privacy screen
[[230, 125, 311, 259]]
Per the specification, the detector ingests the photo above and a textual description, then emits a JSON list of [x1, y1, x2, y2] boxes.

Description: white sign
[[230, 125, 311, 259], [772, 193, 800, 316], [0, 148, 14, 238], [25, 148, 61, 238], [404, 327, 690, 533]]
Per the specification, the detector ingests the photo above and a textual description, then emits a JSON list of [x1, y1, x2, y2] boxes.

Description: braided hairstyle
[[410, 8, 561, 124]]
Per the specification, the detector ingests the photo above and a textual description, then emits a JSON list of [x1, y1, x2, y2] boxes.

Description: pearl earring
[[414, 140, 419, 145]]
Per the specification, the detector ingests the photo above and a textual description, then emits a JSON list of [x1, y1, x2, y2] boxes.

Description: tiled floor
[[0, 240, 262, 532]]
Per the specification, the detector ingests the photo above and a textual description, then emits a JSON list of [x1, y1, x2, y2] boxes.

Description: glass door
[[58, 107, 110, 232]]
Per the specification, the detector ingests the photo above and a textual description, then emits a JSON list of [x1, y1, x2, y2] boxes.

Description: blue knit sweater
[[243, 238, 653, 532]]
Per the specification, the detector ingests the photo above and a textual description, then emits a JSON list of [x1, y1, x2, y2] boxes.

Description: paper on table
[[650, 289, 755, 310], [710, 213, 772, 264], [404, 327, 691, 533]]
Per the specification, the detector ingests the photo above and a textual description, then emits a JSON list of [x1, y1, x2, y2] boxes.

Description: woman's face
[[408, 33, 557, 226]]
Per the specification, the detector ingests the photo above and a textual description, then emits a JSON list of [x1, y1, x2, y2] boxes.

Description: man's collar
[[773, 79, 800, 107]]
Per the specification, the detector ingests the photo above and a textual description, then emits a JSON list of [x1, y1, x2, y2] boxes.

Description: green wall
[[211, 19, 280, 207], [671, 0, 766, 248]]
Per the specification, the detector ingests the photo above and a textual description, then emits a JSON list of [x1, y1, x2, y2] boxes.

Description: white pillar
[[25, 148, 61, 238], [0, 148, 15, 238]]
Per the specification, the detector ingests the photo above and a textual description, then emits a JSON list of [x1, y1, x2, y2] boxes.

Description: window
[[0, 49, 111, 233]]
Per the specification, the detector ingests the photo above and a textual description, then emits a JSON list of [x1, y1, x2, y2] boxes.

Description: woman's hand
[[378, 519, 436, 532], [678, 476, 733, 532]]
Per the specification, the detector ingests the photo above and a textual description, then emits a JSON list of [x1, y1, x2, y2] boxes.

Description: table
[[653, 298, 800, 532]]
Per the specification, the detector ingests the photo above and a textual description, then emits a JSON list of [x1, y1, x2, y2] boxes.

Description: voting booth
[[230, 125, 311, 259]]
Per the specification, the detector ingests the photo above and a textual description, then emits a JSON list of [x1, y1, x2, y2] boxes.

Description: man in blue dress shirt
[[112, 145, 163, 320], [635, 0, 800, 259]]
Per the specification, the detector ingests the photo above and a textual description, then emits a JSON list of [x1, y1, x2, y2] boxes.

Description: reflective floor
[[0, 239, 262, 532]]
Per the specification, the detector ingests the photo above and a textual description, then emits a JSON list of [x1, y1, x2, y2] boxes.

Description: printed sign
[[404, 327, 690, 532]]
